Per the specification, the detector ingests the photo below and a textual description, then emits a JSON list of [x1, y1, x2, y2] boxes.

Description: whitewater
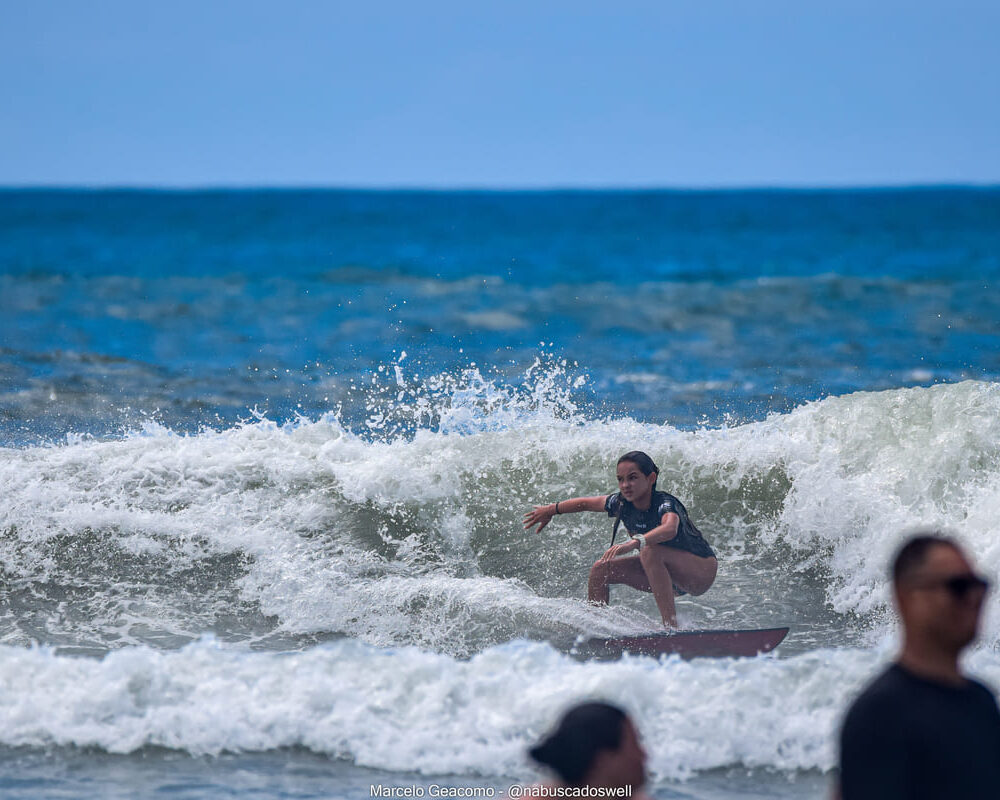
[[3, 378, 1000, 789]]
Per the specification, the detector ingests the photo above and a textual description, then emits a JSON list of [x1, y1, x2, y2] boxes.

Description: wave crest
[[2, 380, 999, 653]]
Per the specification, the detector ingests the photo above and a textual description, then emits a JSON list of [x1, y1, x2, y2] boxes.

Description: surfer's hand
[[598, 542, 636, 562], [523, 505, 555, 533]]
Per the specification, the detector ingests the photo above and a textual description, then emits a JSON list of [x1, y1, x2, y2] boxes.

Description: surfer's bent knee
[[638, 545, 666, 570]]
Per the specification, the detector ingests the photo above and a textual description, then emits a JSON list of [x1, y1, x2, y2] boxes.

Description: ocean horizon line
[[2, 182, 999, 194]]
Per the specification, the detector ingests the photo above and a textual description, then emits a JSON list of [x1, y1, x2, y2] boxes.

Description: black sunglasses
[[916, 573, 991, 598], [946, 574, 991, 597]]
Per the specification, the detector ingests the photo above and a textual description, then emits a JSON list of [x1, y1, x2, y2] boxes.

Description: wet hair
[[892, 532, 961, 586], [529, 702, 628, 785], [617, 451, 659, 490]]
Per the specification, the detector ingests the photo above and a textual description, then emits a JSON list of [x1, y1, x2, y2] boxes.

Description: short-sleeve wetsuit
[[605, 490, 715, 559]]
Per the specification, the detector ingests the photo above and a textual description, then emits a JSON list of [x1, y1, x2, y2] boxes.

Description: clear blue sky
[[3, 0, 998, 188]]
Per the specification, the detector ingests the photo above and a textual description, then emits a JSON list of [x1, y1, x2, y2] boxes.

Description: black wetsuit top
[[605, 490, 715, 559], [839, 663, 1000, 800]]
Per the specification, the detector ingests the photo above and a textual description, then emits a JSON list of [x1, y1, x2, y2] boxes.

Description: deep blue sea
[[2, 188, 1000, 798]]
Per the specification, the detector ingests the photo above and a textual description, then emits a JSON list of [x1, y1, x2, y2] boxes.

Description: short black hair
[[529, 702, 628, 785], [891, 533, 961, 586]]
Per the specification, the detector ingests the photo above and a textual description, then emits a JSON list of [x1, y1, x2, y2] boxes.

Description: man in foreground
[[839, 533, 1000, 799]]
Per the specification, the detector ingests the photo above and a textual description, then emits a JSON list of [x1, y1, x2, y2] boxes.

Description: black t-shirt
[[839, 663, 1000, 800], [604, 490, 715, 559]]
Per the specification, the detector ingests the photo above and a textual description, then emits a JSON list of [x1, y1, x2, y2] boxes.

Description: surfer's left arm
[[641, 512, 680, 546]]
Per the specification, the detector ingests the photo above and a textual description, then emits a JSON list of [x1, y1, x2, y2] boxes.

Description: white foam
[[2, 380, 1000, 652], [1, 638, 997, 779]]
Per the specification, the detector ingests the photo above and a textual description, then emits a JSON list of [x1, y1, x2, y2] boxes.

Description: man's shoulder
[[967, 675, 999, 698], [844, 666, 913, 722], [847, 664, 1000, 720], [965, 676, 1000, 714]]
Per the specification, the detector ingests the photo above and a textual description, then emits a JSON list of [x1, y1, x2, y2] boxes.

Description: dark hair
[[617, 451, 659, 489], [529, 702, 628, 785], [892, 532, 961, 586]]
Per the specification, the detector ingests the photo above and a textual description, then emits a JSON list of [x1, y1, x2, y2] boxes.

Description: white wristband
[[632, 534, 646, 550]]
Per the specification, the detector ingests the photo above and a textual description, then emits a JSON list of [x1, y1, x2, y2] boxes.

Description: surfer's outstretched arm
[[523, 496, 608, 533]]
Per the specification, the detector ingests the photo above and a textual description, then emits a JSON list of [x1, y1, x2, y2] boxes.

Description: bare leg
[[588, 548, 718, 628], [639, 546, 680, 626], [659, 549, 718, 597], [588, 557, 650, 604]]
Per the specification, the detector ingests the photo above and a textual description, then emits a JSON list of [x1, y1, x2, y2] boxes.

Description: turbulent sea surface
[[2, 188, 1000, 798]]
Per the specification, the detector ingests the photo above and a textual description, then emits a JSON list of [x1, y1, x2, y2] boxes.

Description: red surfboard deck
[[575, 627, 789, 660]]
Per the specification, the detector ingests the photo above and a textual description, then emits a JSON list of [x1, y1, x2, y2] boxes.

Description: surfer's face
[[616, 461, 656, 503]]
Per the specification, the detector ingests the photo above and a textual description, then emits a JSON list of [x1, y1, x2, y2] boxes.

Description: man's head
[[892, 533, 990, 655]]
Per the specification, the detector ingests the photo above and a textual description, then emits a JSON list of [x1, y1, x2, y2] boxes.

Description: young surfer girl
[[523, 450, 717, 628]]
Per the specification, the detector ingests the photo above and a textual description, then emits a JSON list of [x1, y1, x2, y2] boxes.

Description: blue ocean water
[[2, 188, 1000, 798], [3, 189, 999, 443]]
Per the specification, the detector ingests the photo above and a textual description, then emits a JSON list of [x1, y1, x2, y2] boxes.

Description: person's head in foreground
[[529, 702, 646, 792], [892, 532, 990, 676]]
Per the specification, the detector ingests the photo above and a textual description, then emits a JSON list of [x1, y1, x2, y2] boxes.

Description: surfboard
[[574, 626, 789, 660]]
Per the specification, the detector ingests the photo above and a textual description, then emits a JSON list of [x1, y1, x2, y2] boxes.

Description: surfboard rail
[[574, 626, 789, 660]]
